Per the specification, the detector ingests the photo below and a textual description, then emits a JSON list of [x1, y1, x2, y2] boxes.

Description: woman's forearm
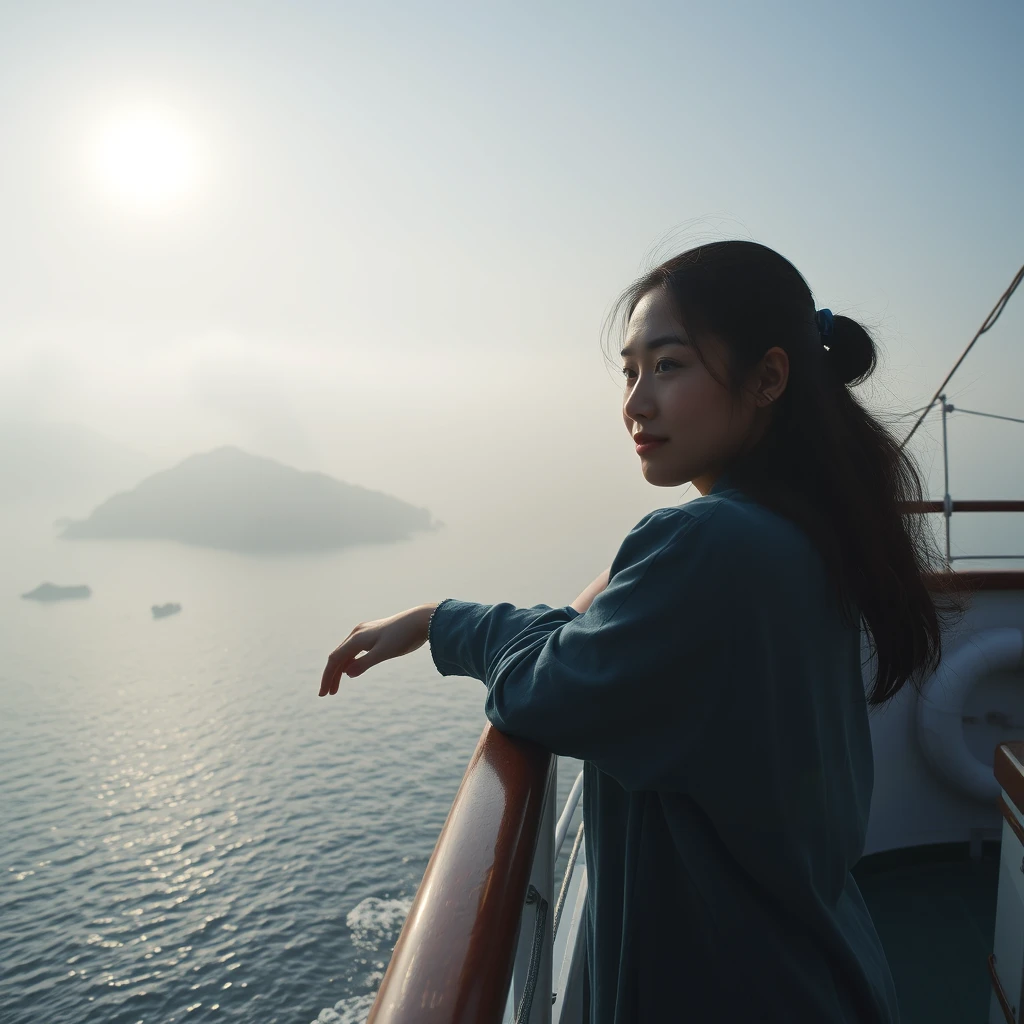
[[570, 567, 611, 613]]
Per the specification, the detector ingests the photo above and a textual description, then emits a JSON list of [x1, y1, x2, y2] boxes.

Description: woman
[[318, 240, 963, 1022]]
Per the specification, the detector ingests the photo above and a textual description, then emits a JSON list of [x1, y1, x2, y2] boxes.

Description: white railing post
[[506, 757, 556, 1023]]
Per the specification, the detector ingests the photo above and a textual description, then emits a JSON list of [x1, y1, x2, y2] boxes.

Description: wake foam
[[310, 895, 414, 1023], [313, 993, 376, 1024], [345, 895, 412, 952]]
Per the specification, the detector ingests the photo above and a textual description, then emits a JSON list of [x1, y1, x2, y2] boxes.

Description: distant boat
[[21, 582, 91, 602], [151, 602, 182, 619]]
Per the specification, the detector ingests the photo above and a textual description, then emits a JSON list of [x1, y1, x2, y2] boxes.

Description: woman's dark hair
[[605, 240, 967, 707]]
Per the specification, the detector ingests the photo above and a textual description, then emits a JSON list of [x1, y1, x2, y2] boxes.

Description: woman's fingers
[[343, 651, 374, 678], [318, 651, 344, 697], [319, 628, 376, 696], [318, 606, 434, 698]]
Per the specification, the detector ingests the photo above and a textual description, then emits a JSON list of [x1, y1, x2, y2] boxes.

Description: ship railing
[[367, 722, 587, 1024], [899, 393, 1024, 568], [898, 497, 1024, 589]]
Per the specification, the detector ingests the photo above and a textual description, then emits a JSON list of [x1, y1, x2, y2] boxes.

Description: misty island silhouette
[[58, 445, 440, 554]]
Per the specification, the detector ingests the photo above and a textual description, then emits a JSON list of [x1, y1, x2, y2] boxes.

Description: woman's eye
[[621, 359, 679, 382]]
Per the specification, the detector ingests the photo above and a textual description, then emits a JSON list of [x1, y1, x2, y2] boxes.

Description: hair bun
[[825, 315, 876, 385]]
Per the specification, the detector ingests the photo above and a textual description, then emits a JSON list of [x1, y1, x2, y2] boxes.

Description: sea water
[[0, 500, 591, 1024]]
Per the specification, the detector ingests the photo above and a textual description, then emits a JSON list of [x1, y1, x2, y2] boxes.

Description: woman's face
[[620, 285, 785, 494]]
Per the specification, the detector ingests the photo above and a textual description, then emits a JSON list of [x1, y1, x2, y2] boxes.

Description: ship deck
[[853, 840, 1001, 1024]]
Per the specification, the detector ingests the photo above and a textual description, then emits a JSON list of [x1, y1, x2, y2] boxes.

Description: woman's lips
[[635, 438, 668, 454]]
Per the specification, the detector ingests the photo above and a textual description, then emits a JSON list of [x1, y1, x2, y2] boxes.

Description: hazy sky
[[1, 0, 1022, 538]]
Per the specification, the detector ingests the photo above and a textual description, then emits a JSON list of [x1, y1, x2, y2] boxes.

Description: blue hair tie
[[816, 308, 834, 338]]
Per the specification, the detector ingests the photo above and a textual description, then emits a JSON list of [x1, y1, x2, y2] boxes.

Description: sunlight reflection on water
[[1, 503, 586, 1023]]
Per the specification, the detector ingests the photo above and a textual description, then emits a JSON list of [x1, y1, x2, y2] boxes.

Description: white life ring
[[916, 627, 1024, 803]]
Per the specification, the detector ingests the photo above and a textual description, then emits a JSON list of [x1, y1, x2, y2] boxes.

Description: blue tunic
[[427, 475, 899, 1022]]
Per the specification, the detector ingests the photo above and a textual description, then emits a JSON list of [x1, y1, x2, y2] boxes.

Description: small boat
[[151, 602, 182, 619], [21, 582, 91, 601], [363, 263, 1024, 1023]]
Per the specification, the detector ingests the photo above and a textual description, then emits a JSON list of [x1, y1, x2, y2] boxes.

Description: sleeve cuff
[[427, 598, 582, 679], [427, 598, 463, 676]]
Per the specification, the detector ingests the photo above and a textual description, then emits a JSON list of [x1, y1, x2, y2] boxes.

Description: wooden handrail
[[899, 499, 1024, 588], [900, 499, 1024, 514], [922, 570, 1024, 591], [997, 793, 1024, 848], [990, 745, 1024, 1022], [368, 723, 554, 1024], [994, 743, 1024, 824], [988, 954, 1016, 1024]]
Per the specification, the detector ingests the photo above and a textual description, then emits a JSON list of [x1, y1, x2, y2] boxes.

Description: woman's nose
[[623, 379, 655, 419]]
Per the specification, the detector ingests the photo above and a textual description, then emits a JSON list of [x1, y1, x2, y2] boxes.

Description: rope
[[552, 821, 585, 938], [513, 884, 549, 1024]]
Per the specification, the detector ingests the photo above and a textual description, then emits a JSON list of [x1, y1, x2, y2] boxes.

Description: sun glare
[[89, 105, 199, 212]]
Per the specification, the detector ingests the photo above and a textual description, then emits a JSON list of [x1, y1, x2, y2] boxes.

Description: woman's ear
[[757, 346, 789, 403]]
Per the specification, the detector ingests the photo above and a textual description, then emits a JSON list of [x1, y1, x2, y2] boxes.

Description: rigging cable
[[946, 406, 1024, 427], [900, 261, 1024, 449]]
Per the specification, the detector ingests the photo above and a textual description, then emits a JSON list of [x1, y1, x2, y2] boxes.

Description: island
[[22, 582, 92, 602], [152, 603, 182, 619], [59, 445, 440, 554]]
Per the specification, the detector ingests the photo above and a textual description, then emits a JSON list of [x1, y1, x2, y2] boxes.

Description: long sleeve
[[427, 504, 743, 791]]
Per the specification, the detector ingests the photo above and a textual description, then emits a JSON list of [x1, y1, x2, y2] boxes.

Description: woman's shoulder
[[629, 488, 819, 568]]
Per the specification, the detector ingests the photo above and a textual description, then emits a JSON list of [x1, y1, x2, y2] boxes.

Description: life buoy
[[916, 628, 1024, 802]]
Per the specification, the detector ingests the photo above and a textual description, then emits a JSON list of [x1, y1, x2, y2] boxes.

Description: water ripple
[[1, 515, 588, 1023]]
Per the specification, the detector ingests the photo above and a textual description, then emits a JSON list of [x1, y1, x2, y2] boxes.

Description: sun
[[88, 105, 199, 212]]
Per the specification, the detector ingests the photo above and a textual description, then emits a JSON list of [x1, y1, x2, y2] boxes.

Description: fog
[[2, 0, 1022, 567]]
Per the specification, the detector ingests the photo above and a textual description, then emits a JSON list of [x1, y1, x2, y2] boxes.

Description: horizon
[[2, 0, 1022, 560]]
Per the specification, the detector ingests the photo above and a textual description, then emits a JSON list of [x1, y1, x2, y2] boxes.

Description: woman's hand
[[319, 602, 438, 696], [570, 567, 611, 614]]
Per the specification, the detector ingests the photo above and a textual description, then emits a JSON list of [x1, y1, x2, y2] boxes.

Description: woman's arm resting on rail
[[570, 567, 611, 613], [427, 509, 741, 789]]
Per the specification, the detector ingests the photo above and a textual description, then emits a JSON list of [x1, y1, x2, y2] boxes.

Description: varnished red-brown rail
[[901, 500, 1024, 514], [367, 723, 554, 1024], [901, 498, 1024, 590]]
